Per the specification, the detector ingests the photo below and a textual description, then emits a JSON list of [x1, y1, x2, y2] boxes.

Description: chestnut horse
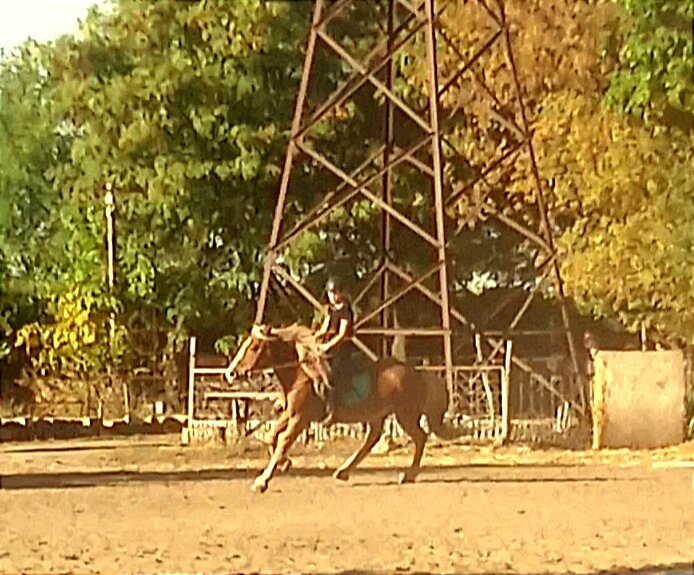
[[225, 323, 464, 493]]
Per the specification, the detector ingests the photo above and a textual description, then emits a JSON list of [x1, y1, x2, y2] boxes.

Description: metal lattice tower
[[254, 0, 581, 409]]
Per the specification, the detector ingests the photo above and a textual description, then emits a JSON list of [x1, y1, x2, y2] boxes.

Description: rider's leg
[[307, 358, 335, 426], [320, 356, 338, 426]]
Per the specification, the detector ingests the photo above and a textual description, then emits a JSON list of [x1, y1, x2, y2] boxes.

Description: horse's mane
[[270, 323, 321, 359], [270, 322, 313, 342]]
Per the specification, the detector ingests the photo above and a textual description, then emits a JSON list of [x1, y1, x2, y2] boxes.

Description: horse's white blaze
[[251, 323, 272, 340], [225, 335, 253, 381]]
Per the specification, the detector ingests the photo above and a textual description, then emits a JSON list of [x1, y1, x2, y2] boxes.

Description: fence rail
[[183, 337, 511, 446]]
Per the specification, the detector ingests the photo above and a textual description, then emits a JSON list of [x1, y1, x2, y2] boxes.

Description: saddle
[[299, 345, 372, 408]]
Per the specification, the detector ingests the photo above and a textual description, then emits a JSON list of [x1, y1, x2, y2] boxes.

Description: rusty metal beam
[[255, 0, 324, 325], [385, 262, 562, 402], [316, 28, 433, 134], [316, 0, 352, 29], [486, 206, 553, 254], [386, 262, 474, 330], [393, 145, 434, 177], [268, 274, 302, 320], [296, 10, 426, 143], [446, 140, 523, 207], [278, 135, 431, 252], [381, 0, 396, 359], [277, 143, 386, 249], [351, 337, 380, 362], [477, 0, 502, 27], [396, 0, 426, 20], [482, 257, 556, 363], [297, 141, 441, 248], [358, 328, 449, 336], [356, 263, 442, 328], [480, 253, 554, 327], [271, 264, 323, 312], [437, 29, 502, 100], [354, 264, 386, 307], [498, 0, 580, 381], [424, 0, 454, 398], [436, 27, 524, 140]]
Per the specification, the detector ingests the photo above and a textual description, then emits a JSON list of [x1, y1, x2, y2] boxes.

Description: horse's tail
[[420, 371, 465, 441]]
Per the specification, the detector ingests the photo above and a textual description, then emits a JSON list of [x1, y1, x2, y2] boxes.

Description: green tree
[[35, 0, 314, 356], [0, 1, 305, 374], [4, 0, 389, 369], [605, 0, 694, 128], [0, 41, 67, 361]]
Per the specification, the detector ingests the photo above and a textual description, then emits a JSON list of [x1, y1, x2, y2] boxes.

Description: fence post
[[182, 337, 197, 444], [474, 333, 495, 425], [500, 340, 512, 443]]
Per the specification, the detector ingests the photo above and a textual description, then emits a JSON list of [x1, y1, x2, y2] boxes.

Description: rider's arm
[[322, 318, 349, 352], [314, 313, 331, 338]]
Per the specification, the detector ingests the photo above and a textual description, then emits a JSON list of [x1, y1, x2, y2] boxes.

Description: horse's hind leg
[[395, 411, 428, 484], [333, 416, 386, 482], [252, 414, 305, 493]]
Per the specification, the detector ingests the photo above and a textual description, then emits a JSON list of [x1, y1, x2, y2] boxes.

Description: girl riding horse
[[313, 278, 356, 426]]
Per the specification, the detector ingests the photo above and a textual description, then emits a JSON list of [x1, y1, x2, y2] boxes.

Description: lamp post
[[103, 181, 130, 421]]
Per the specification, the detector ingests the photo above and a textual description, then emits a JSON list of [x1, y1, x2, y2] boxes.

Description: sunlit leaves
[[533, 93, 694, 342], [14, 286, 126, 375]]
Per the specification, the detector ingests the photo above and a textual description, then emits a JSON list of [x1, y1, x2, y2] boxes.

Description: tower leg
[[424, 0, 454, 403], [255, 0, 325, 325]]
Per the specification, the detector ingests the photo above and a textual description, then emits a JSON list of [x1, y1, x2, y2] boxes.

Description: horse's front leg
[[252, 413, 305, 493], [267, 409, 292, 473]]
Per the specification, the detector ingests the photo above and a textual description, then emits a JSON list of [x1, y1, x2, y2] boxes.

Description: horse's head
[[225, 324, 276, 382]]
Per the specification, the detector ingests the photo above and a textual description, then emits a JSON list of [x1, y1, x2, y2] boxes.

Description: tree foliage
[[48, 0, 311, 344], [534, 93, 694, 342], [393, 0, 625, 291], [1, 0, 316, 373], [605, 0, 694, 127], [0, 41, 68, 361], [1, 0, 693, 390], [512, 0, 694, 343]]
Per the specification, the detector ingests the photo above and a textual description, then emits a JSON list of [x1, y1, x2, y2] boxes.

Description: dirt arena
[[1, 433, 693, 574]]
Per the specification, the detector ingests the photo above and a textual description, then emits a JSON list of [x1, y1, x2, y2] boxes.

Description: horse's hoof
[[251, 478, 269, 493], [278, 458, 293, 474], [398, 471, 417, 485], [333, 468, 350, 482]]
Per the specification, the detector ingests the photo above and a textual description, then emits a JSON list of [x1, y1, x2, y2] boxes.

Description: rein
[[238, 360, 300, 375], [233, 357, 321, 376]]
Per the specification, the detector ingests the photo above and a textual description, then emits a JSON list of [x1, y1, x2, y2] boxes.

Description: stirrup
[[321, 407, 335, 427]]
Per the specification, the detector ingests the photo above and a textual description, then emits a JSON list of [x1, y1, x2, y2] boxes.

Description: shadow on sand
[[327, 564, 694, 575], [0, 462, 648, 491]]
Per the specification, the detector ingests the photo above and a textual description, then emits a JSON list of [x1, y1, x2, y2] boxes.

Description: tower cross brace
[[253, 0, 583, 413]]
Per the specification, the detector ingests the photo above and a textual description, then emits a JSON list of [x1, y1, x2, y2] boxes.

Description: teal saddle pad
[[334, 352, 372, 408]]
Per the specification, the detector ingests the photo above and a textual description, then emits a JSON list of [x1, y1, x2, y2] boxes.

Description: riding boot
[[321, 403, 335, 427]]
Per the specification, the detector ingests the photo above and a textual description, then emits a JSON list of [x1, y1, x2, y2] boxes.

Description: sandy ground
[[1, 434, 693, 574]]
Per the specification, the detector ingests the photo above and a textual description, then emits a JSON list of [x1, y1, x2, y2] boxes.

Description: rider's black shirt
[[327, 302, 354, 339]]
